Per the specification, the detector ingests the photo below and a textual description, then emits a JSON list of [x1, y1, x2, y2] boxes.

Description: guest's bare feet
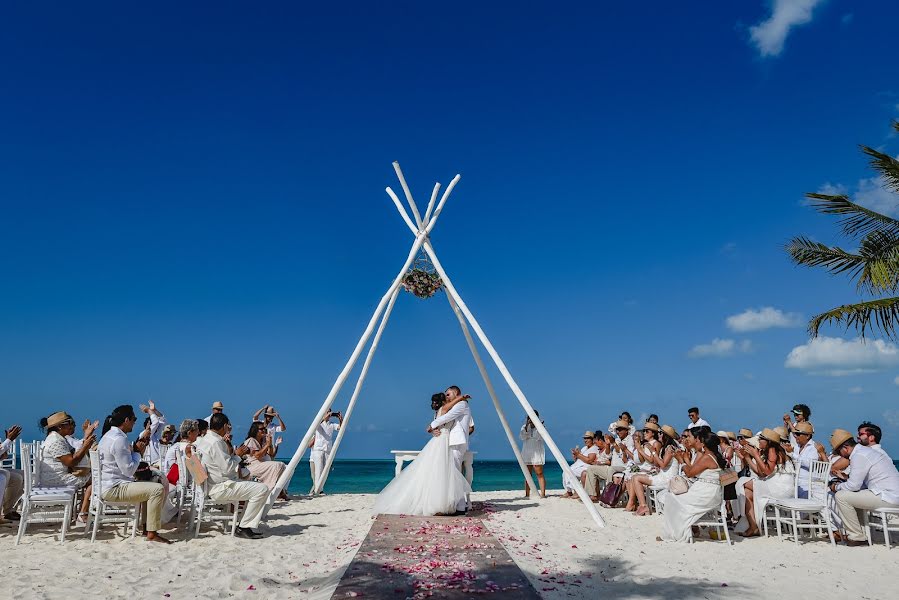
[[636, 505, 649, 516], [147, 532, 171, 544]]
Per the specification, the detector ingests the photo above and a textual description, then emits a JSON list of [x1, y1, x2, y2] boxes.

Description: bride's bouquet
[[402, 268, 443, 299]]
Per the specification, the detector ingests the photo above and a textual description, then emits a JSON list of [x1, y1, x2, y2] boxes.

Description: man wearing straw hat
[[206, 401, 225, 426], [829, 429, 899, 545]]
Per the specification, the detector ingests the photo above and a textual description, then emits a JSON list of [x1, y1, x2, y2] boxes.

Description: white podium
[[390, 450, 476, 486]]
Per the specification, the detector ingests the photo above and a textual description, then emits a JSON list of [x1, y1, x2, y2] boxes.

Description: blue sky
[[2, 2, 898, 459]]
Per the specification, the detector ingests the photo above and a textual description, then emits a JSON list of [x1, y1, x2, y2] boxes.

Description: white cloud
[[848, 386, 863, 394], [816, 182, 848, 196], [785, 336, 899, 375], [884, 410, 899, 427], [749, 0, 825, 57], [726, 307, 803, 332], [689, 338, 753, 358], [855, 176, 899, 216]]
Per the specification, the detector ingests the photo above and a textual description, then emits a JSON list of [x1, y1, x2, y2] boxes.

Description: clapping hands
[[5, 425, 22, 442]]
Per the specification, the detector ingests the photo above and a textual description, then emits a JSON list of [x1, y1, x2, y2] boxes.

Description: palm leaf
[[804, 192, 899, 238], [857, 230, 899, 293], [786, 236, 867, 278], [861, 145, 899, 193], [809, 296, 899, 340]]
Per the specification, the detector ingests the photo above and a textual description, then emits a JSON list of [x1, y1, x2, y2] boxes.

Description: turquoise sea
[[282, 459, 565, 495], [283, 458, 899, 495]]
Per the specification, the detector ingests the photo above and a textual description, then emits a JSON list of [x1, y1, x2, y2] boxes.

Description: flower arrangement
[[402, 268, 443, 299]]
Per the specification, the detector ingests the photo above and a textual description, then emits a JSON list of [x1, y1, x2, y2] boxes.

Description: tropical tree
[[787, 121, 899, 340]]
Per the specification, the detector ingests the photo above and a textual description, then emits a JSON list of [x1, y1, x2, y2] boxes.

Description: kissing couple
[[372, 386, 473, 516]]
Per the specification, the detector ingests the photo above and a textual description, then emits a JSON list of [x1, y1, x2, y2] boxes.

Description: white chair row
[[767, 460, 835, 546]]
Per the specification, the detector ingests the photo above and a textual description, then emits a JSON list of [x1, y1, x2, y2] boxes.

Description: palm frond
[[803, 193, 899, 238], [809, 296, 899, 340], [857, 230, 899, 293], [861, 145, 899, 193], [786, 236, 867, 278]]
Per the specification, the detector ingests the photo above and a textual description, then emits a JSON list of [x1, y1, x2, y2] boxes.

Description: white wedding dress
[[372, 420, 472, 516]]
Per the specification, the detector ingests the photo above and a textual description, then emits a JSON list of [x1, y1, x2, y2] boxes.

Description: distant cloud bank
[[726, 307, 802, 332], [785, 336, 899, 376], [689, 338, 753, 358]]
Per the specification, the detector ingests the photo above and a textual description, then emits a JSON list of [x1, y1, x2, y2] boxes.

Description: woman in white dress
[[659, 429, 726, 542], [519, 411, 546, 498], [735, 427, 795, 537], [627, 424, 680, 515], [372, 393, 472, 516]]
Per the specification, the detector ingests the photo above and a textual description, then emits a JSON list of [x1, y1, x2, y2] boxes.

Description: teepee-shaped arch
[[268, 163, 605, 528]]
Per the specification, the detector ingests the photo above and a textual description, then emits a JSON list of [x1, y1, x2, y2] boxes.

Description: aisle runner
[[332, 511, 540, 599]]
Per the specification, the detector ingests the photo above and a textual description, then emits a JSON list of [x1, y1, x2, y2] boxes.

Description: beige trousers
[[207, 480, 269, 529], [585, 465, 624, 496], [102, 481, 165, 531], [0, 469, 24, 514], [834, 489, 899, 541]]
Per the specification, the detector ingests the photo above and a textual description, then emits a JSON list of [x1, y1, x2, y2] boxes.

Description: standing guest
[[647, 414, 660, 425], [206, 401, 225, 425], [253, 405, 288, 439], [735, 428, 795, 537], [0, 424, 24, 522], [519, 411, 546, 499], [309, 409, 342, 494], [242, 421, 287, 498], [608, 412, 636, 436], [563, 431, 600, 497], [686, 407, 710, 430], [783, 403, 812, 444], [38, 412, 96, 522], [196, 413, 270, 539], [658, 429, 726, 542], [97, 405, 170, 544], [139, 401, 167, 468], [829, 429, 899, 546]]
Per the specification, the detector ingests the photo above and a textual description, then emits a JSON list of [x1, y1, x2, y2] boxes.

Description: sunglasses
[[795, 432, 811, 436]]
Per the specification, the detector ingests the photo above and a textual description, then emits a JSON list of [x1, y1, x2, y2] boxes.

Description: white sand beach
[[1, 490, 895, 599]]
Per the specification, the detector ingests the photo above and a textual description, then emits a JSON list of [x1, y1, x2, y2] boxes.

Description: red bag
[[599, 481, 623, 507], [167, 463, 179, 485]]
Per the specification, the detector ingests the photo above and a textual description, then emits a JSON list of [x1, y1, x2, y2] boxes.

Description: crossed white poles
[[267, 163, 605, 528]]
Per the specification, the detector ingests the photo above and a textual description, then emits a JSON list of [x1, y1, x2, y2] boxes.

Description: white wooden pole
[[386, 187, 418, 234], [423, 240, 605, 528], [392, 162, 423, 230], [267, 232, 429, 507], [423, 182, 440, 225], [425, 175, 460, 235], [314, 286, 401, 493], [445, 292, 540, 498]]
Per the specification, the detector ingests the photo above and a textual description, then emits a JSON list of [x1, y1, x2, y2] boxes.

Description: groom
[[428, 385, 472, 513]]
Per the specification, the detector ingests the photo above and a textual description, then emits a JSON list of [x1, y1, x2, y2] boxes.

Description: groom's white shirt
[[430, 401, 471, 449]]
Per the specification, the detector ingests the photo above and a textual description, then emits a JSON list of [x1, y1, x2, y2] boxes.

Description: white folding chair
[[864, 508, 899, 549], [770, 460, 835, 546], [191, 471, 240, 538], [172, 447, 195, 526], [0, 439, 17, 469], [692, 499, 732, 545], [14, 445, 76, 545], [85, 450, 142, 542]]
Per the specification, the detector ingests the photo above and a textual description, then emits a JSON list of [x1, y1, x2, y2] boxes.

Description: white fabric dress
[[372, 421, 472, 516], [519, 424, 545, 466], [750, 461, 796, 525], [661, 468, 723, 542], [650, 453, 681, 489]]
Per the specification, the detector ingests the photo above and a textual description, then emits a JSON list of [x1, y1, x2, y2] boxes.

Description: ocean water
[[283, 459, 564, 495], [286, 458, 899, 495]]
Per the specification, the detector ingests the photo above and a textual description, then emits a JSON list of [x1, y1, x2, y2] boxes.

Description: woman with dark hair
[[39, 411, 96, 521], [735, 428, 795, 537], [520, 410, 546, 498], [658, 429, 725, 542], [627, 424, 680, 515], [242, 420, 287, 496]]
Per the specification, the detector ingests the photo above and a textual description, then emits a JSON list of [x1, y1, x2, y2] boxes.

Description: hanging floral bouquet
[[402, 268, 443, 299]]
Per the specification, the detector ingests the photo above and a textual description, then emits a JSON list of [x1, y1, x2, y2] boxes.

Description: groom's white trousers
[[450, 446, 468, 512]]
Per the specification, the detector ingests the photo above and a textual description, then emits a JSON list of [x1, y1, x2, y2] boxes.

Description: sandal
[[77, 512, 89, 524], [635, 505, 650, 516]]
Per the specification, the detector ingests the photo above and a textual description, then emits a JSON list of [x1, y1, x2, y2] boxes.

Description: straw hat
[[794, 421, 814, 435], [642, 422, 660, 432], [613, 419, 630, 430], [211, 401, 224, 410], [738, 428, 753, 438], [746, 435, 760, 449], [265, 406, 277, 416], [582, 430, 595, 438], [661, 425, 678, 440], [773, 426, 789, 442], [716, 430, 729, 438], [760, 428, 782, 444], [46, 411, 72, 428], [726, 431, 737, 441], [830, 429, 854, 451]]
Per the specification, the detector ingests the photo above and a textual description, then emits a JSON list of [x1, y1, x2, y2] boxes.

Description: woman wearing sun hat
[[627, 424, 681, 516], [734, 427, 795, 537]]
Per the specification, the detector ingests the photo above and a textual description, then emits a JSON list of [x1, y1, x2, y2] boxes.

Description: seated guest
[[686, 406, 710, 430], [791, 422, 827, 499], [830, 429, 899, 546], [584, 431, 613, 500], [627, 424, 680, 515], [647, 414, 659, 425], [163, 419, 201, 476], [659, 429, 726, 542], [197, 418, 209, 437], [196, 413, 270, 539], [0, 424, 24, 522], [857, 422, 885, 455], [242, 421, 287, 498], [39, 411, 97, 521], [563, 431, 600, 497], [97, 405, 169, 543], [735, 428, 795, 537], [623, 422, 661, 511]]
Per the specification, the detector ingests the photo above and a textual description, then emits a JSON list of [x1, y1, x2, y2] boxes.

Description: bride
[[372, 392, 472, 516]]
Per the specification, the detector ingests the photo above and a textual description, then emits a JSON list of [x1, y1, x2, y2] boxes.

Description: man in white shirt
[[857, 422, 887, 456], [138, 400, 167, 468], [829, 429, 899, 545], [309, 409, 342, 494], [196, 413, 270, 539], [253, 405, 288, 440], [0, 424, 24, 521], [206, 401, 225, 426], [791, 422, 825, 498], [97, 405, 169, 544], [686, 406, 710, 430], [563, 431, 600, 496]]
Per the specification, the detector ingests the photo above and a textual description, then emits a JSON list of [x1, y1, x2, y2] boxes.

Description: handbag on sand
[[599, 481, 624, 507], [668, 475, 690, 495], [719, 469, 738, 486]]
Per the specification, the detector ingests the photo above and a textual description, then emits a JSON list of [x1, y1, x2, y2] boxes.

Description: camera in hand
[[330, 411, 341, 419]]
